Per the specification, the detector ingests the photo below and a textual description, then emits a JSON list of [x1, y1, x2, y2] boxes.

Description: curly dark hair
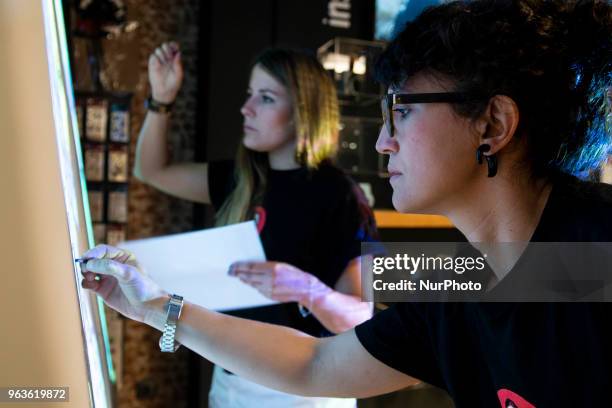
[[376, 0, 612, 178]]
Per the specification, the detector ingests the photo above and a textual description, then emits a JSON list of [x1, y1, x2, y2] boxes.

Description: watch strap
[[159, 294, 183, 352], [146, 96, 174, 114]]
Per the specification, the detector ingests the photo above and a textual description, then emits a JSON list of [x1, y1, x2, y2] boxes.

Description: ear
[[478, 95, 520, 155]]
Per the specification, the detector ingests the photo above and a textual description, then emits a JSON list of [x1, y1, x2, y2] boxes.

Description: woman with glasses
[[82, 0, 612, 406], [133, 45, 375, 407]]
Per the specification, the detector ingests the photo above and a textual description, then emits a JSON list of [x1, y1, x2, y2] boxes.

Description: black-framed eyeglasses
[[381, 92, 480, 137]]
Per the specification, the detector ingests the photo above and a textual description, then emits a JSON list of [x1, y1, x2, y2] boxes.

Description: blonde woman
[[134, 44, 376, 407]]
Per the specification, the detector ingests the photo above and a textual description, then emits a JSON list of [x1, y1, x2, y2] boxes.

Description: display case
[[318, 37, 386, 105], [76, 91, 131, 247]]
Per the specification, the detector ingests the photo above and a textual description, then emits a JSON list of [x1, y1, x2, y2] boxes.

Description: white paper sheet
[[120, 221, 275, 311]]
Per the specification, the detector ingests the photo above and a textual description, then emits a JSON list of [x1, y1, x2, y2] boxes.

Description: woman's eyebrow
[[257, 88, 281, 96]]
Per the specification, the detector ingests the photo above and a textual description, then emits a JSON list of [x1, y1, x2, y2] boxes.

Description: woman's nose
[[375, 125, 399, 154], [240, 97, 256, 117]]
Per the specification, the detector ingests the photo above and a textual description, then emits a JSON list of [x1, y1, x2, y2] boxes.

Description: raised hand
[[148, 42, 184, 104]]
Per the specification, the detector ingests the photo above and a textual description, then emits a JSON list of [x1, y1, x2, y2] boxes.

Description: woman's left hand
[[228, 261, 329, 304]]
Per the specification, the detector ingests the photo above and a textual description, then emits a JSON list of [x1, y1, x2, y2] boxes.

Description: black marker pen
[[75, 258, 101, 280]]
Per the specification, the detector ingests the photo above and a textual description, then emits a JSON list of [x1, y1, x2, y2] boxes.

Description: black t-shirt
[[209, 160, 375, 337], [355, 173, 612, 407]]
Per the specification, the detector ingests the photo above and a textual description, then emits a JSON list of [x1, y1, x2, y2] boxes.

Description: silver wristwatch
[[159, 294, 184, 352]]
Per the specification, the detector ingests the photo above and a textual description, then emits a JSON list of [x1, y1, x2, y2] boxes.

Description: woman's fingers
[[154, 47, 166, 64], [161, 43, 174, 60], [82, 244, 135, 264], [83, 271, 96, 282], [80, 275, 117, 300], [81, 278, 100, 291], [229, 261, 253, 274], [149, 42, 180, 73], [83, 244, 117, 260], [149, 52, 162, 67], [82, 245, 106, 260], [229, 261, 275, 275], [168, 41, 179, 53], [159, 45, 171, 61], [233, 268, 269, 276], [84, 258, 130, 282], [236, 273, 265, 286], [239, 277, 272, 297]]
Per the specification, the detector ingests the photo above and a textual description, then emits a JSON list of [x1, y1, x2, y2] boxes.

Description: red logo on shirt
[[254, 206, 266, 233], [498, 389, 535, 408]]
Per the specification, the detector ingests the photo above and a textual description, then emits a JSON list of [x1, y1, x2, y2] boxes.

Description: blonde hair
[[215, 49, 339, 226]]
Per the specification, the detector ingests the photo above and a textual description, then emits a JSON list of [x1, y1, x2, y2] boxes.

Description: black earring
[[476, 144, 490, 164], [485, 155, 498, 177], [476, 144, 498, 177]]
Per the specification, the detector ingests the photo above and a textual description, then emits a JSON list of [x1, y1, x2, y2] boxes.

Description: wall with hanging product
[[66, 0, 202, 406]]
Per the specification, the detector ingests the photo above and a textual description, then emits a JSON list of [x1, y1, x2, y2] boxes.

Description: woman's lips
[[243, 125, 257, 132], [388, 169, 402, 182]]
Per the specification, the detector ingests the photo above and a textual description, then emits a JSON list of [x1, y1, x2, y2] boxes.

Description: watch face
[[167, 295, 184, 320]]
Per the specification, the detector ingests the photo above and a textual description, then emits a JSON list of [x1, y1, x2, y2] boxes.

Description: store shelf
[[374, 210, 454, 228]]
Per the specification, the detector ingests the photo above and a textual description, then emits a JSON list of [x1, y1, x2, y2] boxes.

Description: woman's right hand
[[80, 244, 169, 328], [148, 42, 184, 104]]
